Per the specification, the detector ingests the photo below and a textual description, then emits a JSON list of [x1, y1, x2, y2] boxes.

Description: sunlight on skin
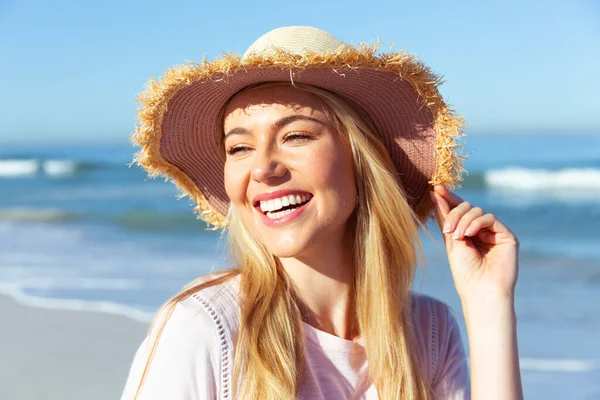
[[222, 85, 358, 339], [222, 85, 356, 265]]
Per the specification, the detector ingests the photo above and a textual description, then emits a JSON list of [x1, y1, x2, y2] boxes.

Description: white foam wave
[[0, 159, 38, 177], [2, 277, 143, 291], [0, 159, 80, 178], [520, 357, 599, 372], [42, 160, 77, 176], [485, 168, 600, 191], [0, 284, 152, 323]]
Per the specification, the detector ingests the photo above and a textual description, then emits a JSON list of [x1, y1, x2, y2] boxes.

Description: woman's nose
[[250, 147, 287, 183]]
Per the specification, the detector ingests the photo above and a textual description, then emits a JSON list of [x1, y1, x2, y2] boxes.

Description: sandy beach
[[0, 294, 148, 400]]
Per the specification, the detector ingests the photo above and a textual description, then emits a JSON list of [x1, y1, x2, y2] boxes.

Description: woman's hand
[[430, 185, 524, 400], [429, 185, 520, 302]]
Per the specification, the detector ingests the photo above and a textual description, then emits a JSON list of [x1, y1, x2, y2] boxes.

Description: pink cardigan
[[121, 277, 470, 399]]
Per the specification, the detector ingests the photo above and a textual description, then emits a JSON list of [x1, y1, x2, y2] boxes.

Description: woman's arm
[[461, 293, 522, 400], [430, 185, 524, 400]]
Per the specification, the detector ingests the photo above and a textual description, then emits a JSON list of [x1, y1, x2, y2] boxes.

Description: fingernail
[[452, 230, 461, 240], [465, 227, 474, 236], [443, 221, 452, 233]]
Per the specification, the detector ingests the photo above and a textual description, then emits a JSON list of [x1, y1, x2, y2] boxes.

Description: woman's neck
[[279, 239, 360, 341]]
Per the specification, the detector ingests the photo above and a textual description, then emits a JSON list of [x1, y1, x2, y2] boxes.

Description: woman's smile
[[253, 189, 314, 226], [255, 193, 313, 227]]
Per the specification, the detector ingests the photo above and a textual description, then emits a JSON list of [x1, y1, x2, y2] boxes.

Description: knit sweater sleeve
[[120, 298, 222, 400], [430, 299, 471, 400]]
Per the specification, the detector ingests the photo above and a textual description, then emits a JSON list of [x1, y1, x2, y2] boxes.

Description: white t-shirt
[[121, 276, 470, 399]]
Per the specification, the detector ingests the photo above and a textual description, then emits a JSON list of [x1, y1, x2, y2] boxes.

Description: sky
[[0, 0, 598, 145]]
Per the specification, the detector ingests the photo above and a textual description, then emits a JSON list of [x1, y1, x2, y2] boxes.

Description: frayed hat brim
[[131, 44, 466, 229]]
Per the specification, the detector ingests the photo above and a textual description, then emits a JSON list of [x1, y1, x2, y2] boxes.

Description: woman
[[121, 26, 523, 400]]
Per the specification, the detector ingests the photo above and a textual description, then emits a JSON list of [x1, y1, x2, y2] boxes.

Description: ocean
[[1, 132, 599, 399]]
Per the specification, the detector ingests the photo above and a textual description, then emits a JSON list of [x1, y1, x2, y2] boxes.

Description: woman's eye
[[226, 133, 312, 156], [226, 145, 250, 156], [284, 132, 312, 143]]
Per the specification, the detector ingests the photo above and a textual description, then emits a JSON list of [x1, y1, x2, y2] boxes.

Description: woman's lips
[[252, 189, 313, 207], [255, 197, 312, 228]]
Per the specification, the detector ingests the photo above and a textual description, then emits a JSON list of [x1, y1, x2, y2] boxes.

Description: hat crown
[[242, 26, 347, 60]]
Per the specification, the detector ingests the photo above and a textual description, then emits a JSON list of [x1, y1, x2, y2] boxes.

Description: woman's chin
[[262, 237, 309, 259]]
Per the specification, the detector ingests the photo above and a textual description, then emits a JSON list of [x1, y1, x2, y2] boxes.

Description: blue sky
[[0, 0, 598, 145]]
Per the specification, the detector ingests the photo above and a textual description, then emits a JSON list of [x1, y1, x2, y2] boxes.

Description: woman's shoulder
[[410, 292, 460, 327], [409, 293, 466, 384], [149, 272, 242, 360], [171, 272, 242, 338], [409, 292, 462, 343], [120, 273, 241, 399]]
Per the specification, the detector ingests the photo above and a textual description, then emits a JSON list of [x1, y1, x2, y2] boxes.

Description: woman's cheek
[[310, 149, 345, 185], [223, 164, 244, 205]]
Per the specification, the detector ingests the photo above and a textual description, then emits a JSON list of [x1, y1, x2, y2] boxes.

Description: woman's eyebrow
[[272, 115, 325, 131], [224, 127, 249, 139], [224, 114, 325, 138]]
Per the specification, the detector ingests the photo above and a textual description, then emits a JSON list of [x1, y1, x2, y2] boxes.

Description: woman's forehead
[[225, 85, 328, 114], [223, 85, 330, 129]]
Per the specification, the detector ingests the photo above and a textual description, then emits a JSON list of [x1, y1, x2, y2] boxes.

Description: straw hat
[[131, 26, 465, 229]]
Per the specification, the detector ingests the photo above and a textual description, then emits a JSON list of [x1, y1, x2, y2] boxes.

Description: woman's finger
[[431, 191, 449, 218], [442, 201, 473, 234], [453, 207, 486, 240], [464, 214, 519, 248], [433, 185, 464, 208], [463, 213, 496, 237], [430, 192, 449, 235]]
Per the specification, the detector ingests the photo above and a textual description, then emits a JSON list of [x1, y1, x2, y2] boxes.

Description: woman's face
[[223, 85, 356, 258]]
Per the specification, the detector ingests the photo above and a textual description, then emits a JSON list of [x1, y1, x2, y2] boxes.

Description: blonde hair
[[133, 82, 432, 400]]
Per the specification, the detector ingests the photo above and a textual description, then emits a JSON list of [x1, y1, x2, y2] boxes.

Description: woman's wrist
[[460, 290, 523, 400], [459, 291, 516, 328]]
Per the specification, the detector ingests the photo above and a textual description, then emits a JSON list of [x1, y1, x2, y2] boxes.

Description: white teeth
[[274, 198, 282, 210], [266, 208, 296, 219], [258, 193, 311, 214]]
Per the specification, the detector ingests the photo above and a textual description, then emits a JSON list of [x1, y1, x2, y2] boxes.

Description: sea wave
[[0, 207, 80, 222], [0, 207, 209, 231], [0, 159, 38, 177], [0, 158, 111, 178], [520, 357, 599, 372], [484, 167, 600, 191], [459, 167, 600, 192], [0, 277, 143, 291], [113, 210, 208, 232], [0, 284, 152, 323]]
